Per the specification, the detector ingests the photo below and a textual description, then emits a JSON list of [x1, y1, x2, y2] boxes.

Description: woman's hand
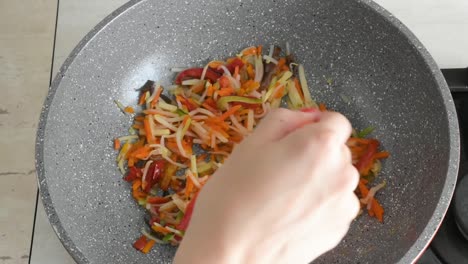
[[174, 108, 360, 264]]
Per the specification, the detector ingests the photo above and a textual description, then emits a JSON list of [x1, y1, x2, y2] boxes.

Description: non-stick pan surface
[[36, 0, 459, 263]]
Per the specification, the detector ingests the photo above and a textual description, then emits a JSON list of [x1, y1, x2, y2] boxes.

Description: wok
[[36, 0, 459, 263]]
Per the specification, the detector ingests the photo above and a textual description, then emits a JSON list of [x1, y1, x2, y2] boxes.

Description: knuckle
[[315, 129, 338, 147], [269, 108, 291, 120]]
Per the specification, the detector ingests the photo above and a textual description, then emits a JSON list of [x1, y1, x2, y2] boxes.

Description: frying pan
[[36, 0, 460, 263]]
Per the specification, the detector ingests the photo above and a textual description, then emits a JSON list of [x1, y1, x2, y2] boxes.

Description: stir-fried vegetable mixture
[[114, 45, 390, 253]]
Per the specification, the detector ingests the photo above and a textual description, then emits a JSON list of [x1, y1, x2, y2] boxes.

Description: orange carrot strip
[[128, 158, 135, 168], [246, 64, 255, 79], [132, 179, 142, 191], [141, 239, 156, 254], [143, 117, 154, 144], [371, 198, 384, 222], [207, 84, 215, 97], [132, 189, 146, 200], [277, 58, 286, 69], [294, 78, 305, 101], [151, 225, 170, 235], [135, 116, 145, 122], [131, 146, 152, 160], [358, 180, 369, 198], [273, 86, 286, 99], [114, 139, 121, 150], [217, 87, 235, 96], [150, 88, 163, 108], [191, 81, 205, 94], [242, 47, 257, 56], [138, 93, 146, 105], [374, 151, 390, 159], [185, 176, 194, 197], [257, 45, 263, 55], [218, 105, 242, 121], [319, 103, 327, 112]]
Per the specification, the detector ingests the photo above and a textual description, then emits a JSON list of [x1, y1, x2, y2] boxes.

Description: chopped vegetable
[[114, 44, 390, 254]]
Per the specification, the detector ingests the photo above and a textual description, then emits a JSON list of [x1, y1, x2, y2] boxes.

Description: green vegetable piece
[[217, 96, 262, 110], [176, 211, 184, 222], [163, 233, 175, 242], [357, 126, 375, 138], [176, 108, 188, 116]]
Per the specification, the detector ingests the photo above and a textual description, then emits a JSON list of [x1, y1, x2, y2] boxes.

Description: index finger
[[283, 112, 352, 147]]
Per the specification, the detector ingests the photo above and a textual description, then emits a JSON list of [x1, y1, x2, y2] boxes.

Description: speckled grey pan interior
[[36, 0, 459, 263]]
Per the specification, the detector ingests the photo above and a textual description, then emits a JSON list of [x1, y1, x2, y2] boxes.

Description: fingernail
[[300, 107, 319, 113]]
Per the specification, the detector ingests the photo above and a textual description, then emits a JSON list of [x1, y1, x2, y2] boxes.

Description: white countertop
[[30, 0, 468, 263]]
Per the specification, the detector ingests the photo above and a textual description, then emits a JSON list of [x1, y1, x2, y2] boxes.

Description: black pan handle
[[441, 68, 468, 93]]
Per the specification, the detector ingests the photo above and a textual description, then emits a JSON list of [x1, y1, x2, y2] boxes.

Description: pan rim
[[35, 0, 460, 263]]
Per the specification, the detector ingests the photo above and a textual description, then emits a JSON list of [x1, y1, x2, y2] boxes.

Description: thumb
[[251, 108, 321, 144]]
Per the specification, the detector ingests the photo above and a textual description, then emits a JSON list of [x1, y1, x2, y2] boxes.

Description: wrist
[[174, 233, 245, 264]]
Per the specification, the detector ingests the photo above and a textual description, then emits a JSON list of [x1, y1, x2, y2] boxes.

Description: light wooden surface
[[0, 0, 466, 263]]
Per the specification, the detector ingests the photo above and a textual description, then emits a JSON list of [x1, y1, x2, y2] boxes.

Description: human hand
[[174, 108, 360, 264]]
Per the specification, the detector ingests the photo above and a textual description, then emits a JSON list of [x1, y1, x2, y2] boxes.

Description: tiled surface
[[0, 0, 466, 263], [0, 0, 57, 263], [30, 0, 128, 263]]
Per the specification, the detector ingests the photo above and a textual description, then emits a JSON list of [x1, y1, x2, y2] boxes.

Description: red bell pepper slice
[[124, 167, 142, 182], [146, 196, 170, 204], [226, 58, 244, 74], [133, 235, 148, 251], [143, 160, 165, 192], [355, 140, 379, 175], [175, 68, 221, 84], [176, 192, 199, 231]]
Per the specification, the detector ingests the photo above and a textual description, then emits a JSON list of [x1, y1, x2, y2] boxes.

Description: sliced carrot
[[257, 45, 263, 55], [374, 151, 390, 159], [208, 61, 225, 69], [132, 179, 142, 191], [358, 180, 369, 198], [277, 58, 286, 69], [233, 66, 240, 79], [217, 87, 235, 96], [132, 189, 146, 200], [294, 78, 305, 101], [143, 117, 155, 144], [135, 116, 145, 122], [191, 81, 205, 94], [207, 84, 215, 97], [371, 198, 384, 223], [246, 64, 255, 79], [141, 239, 156, 254], [132, 146, 152, 160], [128, 158, 135, 168], [138, 92, 146, 105], [218, 105, 242, 121], [319, 103, 327, 112], [242, 47, 257, 56], [185, 176, 194, 197], [151, 225, 170, 235], [114, 138, 121, 150], [273, 86, 286, 99], [150, 88, 163, 108]]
